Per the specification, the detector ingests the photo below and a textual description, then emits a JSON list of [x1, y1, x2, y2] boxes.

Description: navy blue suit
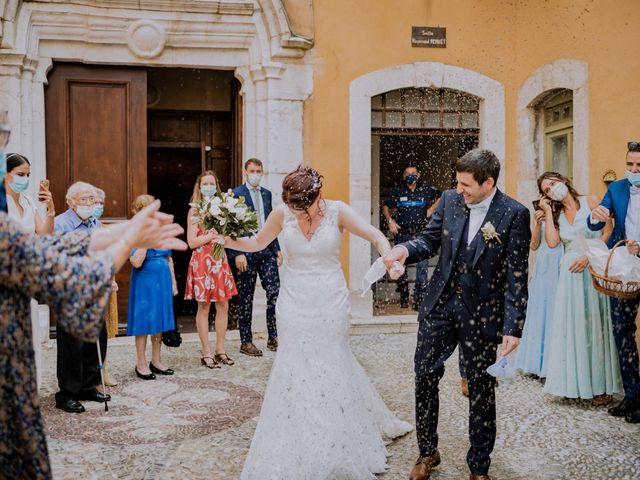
[[401, 189, 530, 475], [226, 184, 280, 344], [0, 183, 7, 213], [587, 178, 640, 400]]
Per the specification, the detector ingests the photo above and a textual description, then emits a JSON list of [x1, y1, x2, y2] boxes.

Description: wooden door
[[45, 63, 147, 329]]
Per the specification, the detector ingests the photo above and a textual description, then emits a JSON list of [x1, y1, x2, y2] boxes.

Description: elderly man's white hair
[[65, 181, 96, 202], [94, 187, 106, 200]]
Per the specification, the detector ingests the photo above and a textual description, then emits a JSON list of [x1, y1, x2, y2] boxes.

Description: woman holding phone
[[4, 153, 55, 236]]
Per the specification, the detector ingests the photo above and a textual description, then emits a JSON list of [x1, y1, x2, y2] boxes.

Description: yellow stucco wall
[[301, 0, 640, 274], [305, 0, 640, 201]]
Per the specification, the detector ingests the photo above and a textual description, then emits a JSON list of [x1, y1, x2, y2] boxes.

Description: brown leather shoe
[[469, 475, 492, 480], [460, 378, 469, 397], [267, 337, 278, 351], [409, 451, 440, 480], [240, 342, 263, 357]]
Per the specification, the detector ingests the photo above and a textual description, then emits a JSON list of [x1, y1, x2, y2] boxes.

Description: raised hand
[[591, 205, 610, 223], [127, 200, 187, 251]]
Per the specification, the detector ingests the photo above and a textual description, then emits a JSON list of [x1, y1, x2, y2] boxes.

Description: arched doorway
[[349, 62, 505, 321], [370, 87, 480, 314]]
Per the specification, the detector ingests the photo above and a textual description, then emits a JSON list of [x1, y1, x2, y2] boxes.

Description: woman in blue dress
[[516, 181, 564, 378], [539, 173, 621, 405], [128, 195, 178, 380]]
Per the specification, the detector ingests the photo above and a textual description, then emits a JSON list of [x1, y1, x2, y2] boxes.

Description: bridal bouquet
[[190, 190, 258, 258]]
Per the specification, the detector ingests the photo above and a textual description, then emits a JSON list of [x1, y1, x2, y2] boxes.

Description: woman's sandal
[[214, 352, 235, 366], [201, 356, 221, 369]]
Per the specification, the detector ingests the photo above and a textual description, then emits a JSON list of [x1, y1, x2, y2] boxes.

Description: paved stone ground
[[39, 333, 640, 480]]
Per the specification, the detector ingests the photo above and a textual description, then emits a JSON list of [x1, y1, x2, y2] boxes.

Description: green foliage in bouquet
[[190, 190, 259, 258]]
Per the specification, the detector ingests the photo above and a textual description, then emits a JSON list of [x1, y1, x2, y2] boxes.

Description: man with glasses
[[588, 141, 640, 424], [54, 182, 110, 413]]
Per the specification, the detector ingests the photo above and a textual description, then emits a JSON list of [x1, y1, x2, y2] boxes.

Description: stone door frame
[[348, 62, 505, 319]]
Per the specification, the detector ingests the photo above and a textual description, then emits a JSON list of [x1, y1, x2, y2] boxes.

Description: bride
[[221, 165, 412, 479]]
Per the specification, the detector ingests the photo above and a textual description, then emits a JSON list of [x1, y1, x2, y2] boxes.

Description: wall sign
[[412, 26, 446, 48]]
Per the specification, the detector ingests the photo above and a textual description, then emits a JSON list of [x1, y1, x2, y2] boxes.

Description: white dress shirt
[[7, 193, 37, 234], [247, 183, 266, 228], [625, 186, 640, 242], [466, 188, 497, 245]]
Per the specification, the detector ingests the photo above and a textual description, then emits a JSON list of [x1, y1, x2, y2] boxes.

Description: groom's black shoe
[[625, 407, 640, 423], [409, 451, 440, 480], [608, 396, 639, 417], [470, 475, 492, 480]]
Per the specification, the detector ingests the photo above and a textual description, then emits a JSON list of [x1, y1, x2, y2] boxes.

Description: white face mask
[[75, 204, 95, 220], [548, 182, 569, 202], [247, 173, 262, 188]]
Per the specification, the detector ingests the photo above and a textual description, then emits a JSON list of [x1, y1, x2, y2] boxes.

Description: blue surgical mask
[[93, 205, 104, 219], [406, 174, 418, 185], [625, 170, 640, 188], [201, 185, 217, 197], [9, 174, 29, 193], [0, 152, 6, 182]]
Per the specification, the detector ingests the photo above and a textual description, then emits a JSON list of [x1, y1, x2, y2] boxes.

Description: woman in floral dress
[[0, 200, 186, 479], [185, 171, 238, 369]]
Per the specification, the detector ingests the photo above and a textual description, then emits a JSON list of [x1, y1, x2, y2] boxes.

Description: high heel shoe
[[135, 367, 156, 380], [214, 352, 235, 366], [201, 356, 221, 369], [149, 362, 174, 375]]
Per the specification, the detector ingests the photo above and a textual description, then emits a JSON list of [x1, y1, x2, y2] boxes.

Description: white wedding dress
[[241, 200, 413, 480]]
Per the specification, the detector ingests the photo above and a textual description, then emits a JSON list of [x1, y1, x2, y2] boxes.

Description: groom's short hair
[[456, 149, 500, 185]]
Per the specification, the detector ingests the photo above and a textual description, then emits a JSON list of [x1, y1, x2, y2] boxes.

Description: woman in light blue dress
[[515, 202, 563, 378], [539, 172, 621, 404]]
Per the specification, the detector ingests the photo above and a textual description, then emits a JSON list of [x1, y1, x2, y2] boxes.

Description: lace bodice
[[280, 199, 344, 276]]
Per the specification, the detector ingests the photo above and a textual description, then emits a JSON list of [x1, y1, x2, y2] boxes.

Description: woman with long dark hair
[[538, 172, 621, 405], [222, 165, 412, 479], [4, 153, 55, 235]]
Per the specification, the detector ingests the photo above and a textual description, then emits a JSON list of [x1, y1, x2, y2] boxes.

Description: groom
[[384, 149, 531, 480]]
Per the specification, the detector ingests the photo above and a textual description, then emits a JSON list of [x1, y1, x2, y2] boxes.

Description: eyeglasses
[[628, 141, 640, 152], [76, 195, 96, 205]]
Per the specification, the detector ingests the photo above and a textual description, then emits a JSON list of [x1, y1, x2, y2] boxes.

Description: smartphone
[[532, 199, 541, 211], [39, 179, 50, 190]]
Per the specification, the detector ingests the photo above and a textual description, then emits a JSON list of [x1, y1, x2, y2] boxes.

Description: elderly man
[[54, 182, 110, 413]]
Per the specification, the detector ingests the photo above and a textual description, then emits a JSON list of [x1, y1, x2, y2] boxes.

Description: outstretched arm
[[588, 188, 613, 231], [338, 201, 391, 256], [224, 206, 285, 253]]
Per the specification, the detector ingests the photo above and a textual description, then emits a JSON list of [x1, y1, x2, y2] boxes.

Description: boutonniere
[[481, 222, 502, 244]]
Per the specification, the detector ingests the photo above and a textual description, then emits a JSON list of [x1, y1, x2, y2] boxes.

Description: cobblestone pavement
[[40, 333, 640, 480]]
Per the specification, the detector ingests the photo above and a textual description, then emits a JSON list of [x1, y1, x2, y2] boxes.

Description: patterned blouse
[[0, 213, 114, 479]]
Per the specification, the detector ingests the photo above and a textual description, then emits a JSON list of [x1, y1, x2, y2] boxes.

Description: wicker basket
[[589, 240, 640, 300]]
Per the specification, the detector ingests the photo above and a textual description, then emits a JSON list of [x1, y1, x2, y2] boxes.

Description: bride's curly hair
[[282, 165, 324, 213]]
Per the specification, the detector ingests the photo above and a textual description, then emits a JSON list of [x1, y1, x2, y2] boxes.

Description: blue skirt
[[127, 253, 175, 336]]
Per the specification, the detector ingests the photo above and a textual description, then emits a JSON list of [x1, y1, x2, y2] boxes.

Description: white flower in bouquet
[[190, 190, 258, 258]]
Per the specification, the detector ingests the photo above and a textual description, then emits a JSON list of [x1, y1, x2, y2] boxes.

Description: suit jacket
[[226, 184, 280, 260], [403, 189, 531, 338], [587, 178, 631, 248], [0, 183, 7, 213]]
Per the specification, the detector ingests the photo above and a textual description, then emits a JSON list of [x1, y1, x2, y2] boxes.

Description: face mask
[[625, 170, 640, 188], [548, 182, 569, 201], [405, 174, 418, 185], [93, 205, 104, 219], [0, 152, 6, 182], [247, 173, 262, 188], [75, 205, 94, 220], [200, 185, 217, 197], [9, 174, 29, 193]]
